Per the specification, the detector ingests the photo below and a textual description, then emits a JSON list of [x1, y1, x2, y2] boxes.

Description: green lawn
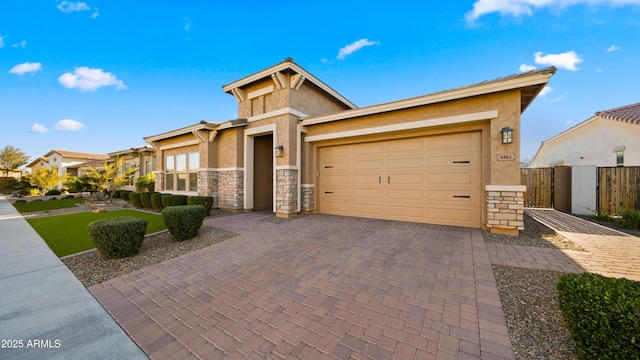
[[12, 197, 85, 213], [27, 210, 167, 257]]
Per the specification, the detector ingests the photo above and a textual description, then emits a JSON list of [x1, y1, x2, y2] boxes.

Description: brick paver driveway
[[90, 212, 514, 359]]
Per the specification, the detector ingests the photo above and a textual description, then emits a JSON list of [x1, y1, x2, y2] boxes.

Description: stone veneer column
[[486, 185, 525, 236], [153, 171, 164, 193], [276, 169, 298, 217], [301, 184, 315, 212], [198, 169, 218, 208], [217, 170, 244, 210]]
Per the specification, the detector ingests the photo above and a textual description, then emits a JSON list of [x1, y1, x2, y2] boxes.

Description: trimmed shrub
[[141, 192, 155, 209], [87, 216, 148, 259], [187, 196, 214, 216], [616, 209, 640, 230], [45, 189, 61, 196], [112, 190, 122, 199], [150, 193, 164, 211], [162, 205, 206, 242], [161, 194, 187, 208], [129, 192, 143, 208], [557, 272, 640, 360], [120, 190, 132, 201]]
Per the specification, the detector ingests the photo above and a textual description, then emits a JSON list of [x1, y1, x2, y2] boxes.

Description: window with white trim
[[616, 151, 624, 167], [164, 152, 199, 191]]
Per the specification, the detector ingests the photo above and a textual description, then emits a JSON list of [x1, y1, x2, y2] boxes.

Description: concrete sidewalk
[[0, 196, 146, 360]]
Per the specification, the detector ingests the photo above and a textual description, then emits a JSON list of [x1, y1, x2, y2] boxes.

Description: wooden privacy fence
[[520, 167, 553, 208], [521, 166, 640, 213], [598, 167, 640, 214]]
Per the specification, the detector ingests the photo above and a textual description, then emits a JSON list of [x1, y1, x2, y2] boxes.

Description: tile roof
[[44, 150, 110, 160], [596, 102, 640, 124]]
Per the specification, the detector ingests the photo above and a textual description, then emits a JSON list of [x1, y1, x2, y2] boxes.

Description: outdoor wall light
[[501, 127, 513, 144], [274, 145, 284, 157]]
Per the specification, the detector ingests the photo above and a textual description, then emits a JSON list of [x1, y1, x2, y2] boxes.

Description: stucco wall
[[532, 117, 640, 167]]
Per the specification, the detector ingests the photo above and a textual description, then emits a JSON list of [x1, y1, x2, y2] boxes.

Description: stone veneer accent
[[301, 184, 315, 212], [198, 169, 218, 208], [217, 170, 244, 210], [276, 169, 298, 217], [486, 185, 525, 234]]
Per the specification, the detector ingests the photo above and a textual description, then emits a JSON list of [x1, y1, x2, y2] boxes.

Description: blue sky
[[1, 0, 639, 164]]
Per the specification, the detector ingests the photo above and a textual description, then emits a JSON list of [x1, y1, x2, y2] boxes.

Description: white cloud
[[31, 124, 47, 133], [12, 40, 27, 48], [519, 63, 537, 72], [9, 62, 43, 76], [551, 94, 566, 103], [91, 7, 99, 18], [539, 85, 553, 96], [595, 67, 604, 72], [183, 17, 192, 31], [607, 44, 621, 52], [58, 67, 126, 91], [466, 0, 640, 22], [0, 34, 6, 48], [55, 119, 85, 131], [534, 51, 583, 71], [57, 1, 90, 13], [337, 39, 378, 60]]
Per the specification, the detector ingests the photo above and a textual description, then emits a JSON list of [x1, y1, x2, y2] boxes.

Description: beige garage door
[[319, 132, 482, 228]]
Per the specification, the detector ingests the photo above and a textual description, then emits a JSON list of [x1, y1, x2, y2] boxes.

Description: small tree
[[84, 156, 138, 202], [135, 172, 155, 192], [0, 145, 29, 178], [28, 167, 68, 195]]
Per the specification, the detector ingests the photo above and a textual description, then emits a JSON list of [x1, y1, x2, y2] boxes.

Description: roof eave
[[300, 67, 556, 126]]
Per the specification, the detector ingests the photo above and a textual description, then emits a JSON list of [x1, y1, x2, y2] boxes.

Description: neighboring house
[[27, 150, 110, 188], [145, 58, 555, 235], [532, 102, 640, 167], [107, 146, 156, 191]]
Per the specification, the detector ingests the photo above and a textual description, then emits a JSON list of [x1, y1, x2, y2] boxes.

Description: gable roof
[[222, 57, 357, 110], [301, 66, 556, 126], [43, 149, 110, 160], [596, 102, 640, 124], [26, 157, 48, 168]]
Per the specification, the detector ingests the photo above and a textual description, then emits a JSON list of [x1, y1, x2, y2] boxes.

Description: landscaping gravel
[[483, 214, 586, 251], [62, 225, 238, 287]]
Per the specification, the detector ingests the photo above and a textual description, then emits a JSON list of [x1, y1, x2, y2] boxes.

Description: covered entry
[[318, 132, 482, 228]]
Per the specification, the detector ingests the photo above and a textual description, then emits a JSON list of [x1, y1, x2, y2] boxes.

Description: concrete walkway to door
[[90, 212, 516, 359], [487, 208, 640, 281]]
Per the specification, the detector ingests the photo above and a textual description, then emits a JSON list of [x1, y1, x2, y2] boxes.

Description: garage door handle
[[325, 191, 334, 194], [379, 176, 381, 184], [324, 165, 334, 168], [453, 161, 470, 164], [388, 176, 390, 184], [453, 195, 471, 198]]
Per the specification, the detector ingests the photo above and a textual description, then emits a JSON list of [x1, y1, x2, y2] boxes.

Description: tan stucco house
[[145, 59, 555, 235], [532, 102, 640, 167]]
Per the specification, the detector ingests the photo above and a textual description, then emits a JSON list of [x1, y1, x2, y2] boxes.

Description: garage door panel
[[322, 146, 351, 159], [386, 157, 424, 171], [386, 138, 424, 153], [322, 160, 350, 171], [386, 205, 424, 220], [319, 132, 482, 228], [386, 188, 424, 201], [353, 159, 384, 171], [428, 154, 480, 169], [352, 203, 385, 216], [428, 172, 475, 185], [322, 174, 351, 186], [352, 143, 384, 157], [428, 134, 474, 151], [353, 188, 384, 200], [389, 173, 424, 185], [427, 207, 473, 223]]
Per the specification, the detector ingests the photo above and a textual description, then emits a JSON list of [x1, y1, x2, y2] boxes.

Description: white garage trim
[[304, 110, 498, 142]]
